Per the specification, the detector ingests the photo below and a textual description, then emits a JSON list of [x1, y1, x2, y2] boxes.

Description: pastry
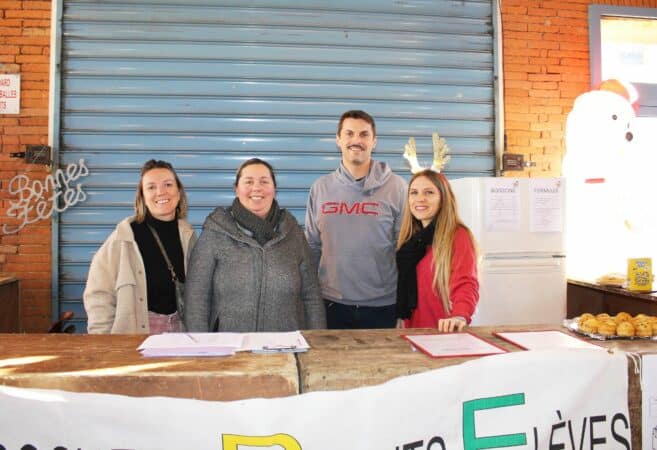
[[635, 321, 652, 337], [617, 321, 635, 337], [598, 320, 617, 337], [615, 312, 632, 322], [596, 273, 626, 286], [578, 313, 595, 325], [579, 318, 600, 334], [596, 313, 611, 321]]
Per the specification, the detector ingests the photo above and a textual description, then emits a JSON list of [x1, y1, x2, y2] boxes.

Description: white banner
[[643, 354, 657, 450], [0, 349, 630, 450]]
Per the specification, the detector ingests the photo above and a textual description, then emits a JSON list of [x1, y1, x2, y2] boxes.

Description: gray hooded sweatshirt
[[304, 160, 407, 306], [184, 207, 326, 332]]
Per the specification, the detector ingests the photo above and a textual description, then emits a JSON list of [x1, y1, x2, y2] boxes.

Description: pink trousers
[[147, 311, 182, 334]]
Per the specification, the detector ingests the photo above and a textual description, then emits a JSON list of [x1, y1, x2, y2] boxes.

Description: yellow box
[[627, 258, 653, 292]]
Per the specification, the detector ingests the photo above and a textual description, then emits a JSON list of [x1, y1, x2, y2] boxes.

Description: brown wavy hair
[[134, 159, 188, 223], [396, 170, 478, 314]]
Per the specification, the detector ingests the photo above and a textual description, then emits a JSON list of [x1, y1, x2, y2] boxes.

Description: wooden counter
[[299, 326, 652, 391], [297, 328, 517, 392], [0, 276, 20, 332], [0, 327, 654, 449], [568, 278, 657, 317], [299, 326, 654, 450], [0, 334, 298, 401]]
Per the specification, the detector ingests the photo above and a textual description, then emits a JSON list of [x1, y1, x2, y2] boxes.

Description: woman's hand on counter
[[437, 317, 466, 333]]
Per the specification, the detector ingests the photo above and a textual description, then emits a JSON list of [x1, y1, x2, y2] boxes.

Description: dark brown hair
[[337, 110, 376, 137], [234, 158, 277, 188]]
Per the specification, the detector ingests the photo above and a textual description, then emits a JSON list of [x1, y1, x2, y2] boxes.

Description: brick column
[[0, 0, 52, 332]]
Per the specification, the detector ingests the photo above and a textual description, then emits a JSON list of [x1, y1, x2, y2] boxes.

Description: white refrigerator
[[450, 177, 567, 326]]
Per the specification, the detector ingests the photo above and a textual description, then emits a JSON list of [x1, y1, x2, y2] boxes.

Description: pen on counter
[[186, 333, 198, 343], [262, 345, 297, 351]]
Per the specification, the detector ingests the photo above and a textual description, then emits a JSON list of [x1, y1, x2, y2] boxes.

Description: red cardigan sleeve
[[448, 226, 479, 323]]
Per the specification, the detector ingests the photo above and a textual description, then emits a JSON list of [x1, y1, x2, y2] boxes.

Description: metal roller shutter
[[54, 0, 498, 330]]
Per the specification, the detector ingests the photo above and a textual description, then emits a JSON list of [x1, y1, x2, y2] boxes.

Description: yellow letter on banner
[[222, 433, 302, 450]]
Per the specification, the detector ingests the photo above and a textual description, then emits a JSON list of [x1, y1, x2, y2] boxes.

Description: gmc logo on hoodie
[[321, 201, 379, 216]]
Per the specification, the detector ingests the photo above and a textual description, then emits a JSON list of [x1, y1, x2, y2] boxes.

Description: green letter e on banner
[[463, 393, 527, 449]]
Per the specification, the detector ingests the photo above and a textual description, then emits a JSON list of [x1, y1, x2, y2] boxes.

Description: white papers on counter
[[402, 333, 507, 358], [243, 331, 310, 354], [137, 331, 310, 357], [494, 331, 603, 351], [138, 332, 242, 357]]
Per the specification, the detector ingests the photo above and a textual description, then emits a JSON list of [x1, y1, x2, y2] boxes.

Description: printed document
[[403, 333, 506, 358], [138, 331, 310, 357], [494, 331, 603, 351]]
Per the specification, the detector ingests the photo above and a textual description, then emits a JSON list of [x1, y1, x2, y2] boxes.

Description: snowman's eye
[[612, 114, 618, 120]]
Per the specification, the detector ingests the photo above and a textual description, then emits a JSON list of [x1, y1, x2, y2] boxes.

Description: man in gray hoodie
[[305, 110, 407, 329]]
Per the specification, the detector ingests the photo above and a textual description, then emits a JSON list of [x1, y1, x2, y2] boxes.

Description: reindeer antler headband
[[403, 132, 451, 174]]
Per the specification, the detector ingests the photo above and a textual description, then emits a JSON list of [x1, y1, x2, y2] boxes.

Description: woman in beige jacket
[[83, 160, 197, 334]]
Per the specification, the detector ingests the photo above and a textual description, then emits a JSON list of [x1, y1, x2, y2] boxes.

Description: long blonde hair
[[397, 170, 477, 314]]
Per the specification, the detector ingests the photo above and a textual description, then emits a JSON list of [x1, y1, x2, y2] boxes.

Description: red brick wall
[[500, 0, 657, 177], [0, 0, 52, 332]]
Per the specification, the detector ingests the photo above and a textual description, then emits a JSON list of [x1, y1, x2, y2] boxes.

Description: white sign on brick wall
[[0, 74, 20, 114]]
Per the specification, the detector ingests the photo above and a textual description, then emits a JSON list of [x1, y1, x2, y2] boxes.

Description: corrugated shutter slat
[[57, 0, 496, 330]]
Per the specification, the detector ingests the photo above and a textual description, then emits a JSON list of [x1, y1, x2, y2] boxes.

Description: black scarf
[[395, 222, 435, 319], [229, 197, 283, 245]]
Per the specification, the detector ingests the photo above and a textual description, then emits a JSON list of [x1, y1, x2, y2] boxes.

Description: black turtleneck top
[[130, 215, 185, 315]]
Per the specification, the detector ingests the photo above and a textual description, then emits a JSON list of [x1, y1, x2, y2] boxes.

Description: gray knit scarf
[[229, 197, 283, 245]]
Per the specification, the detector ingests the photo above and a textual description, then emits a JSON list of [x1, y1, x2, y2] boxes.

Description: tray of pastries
[[563, 312, 657, 340]]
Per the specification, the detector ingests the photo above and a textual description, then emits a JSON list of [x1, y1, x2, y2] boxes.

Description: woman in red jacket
[[396, 170, 479, 332]]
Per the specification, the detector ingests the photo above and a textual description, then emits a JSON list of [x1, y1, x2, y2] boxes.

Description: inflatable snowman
[[564, 80, 636, 280], [621, 110, 657, 265]]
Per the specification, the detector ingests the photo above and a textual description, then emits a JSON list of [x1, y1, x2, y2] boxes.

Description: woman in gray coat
[[184, 158, 326, 332]]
